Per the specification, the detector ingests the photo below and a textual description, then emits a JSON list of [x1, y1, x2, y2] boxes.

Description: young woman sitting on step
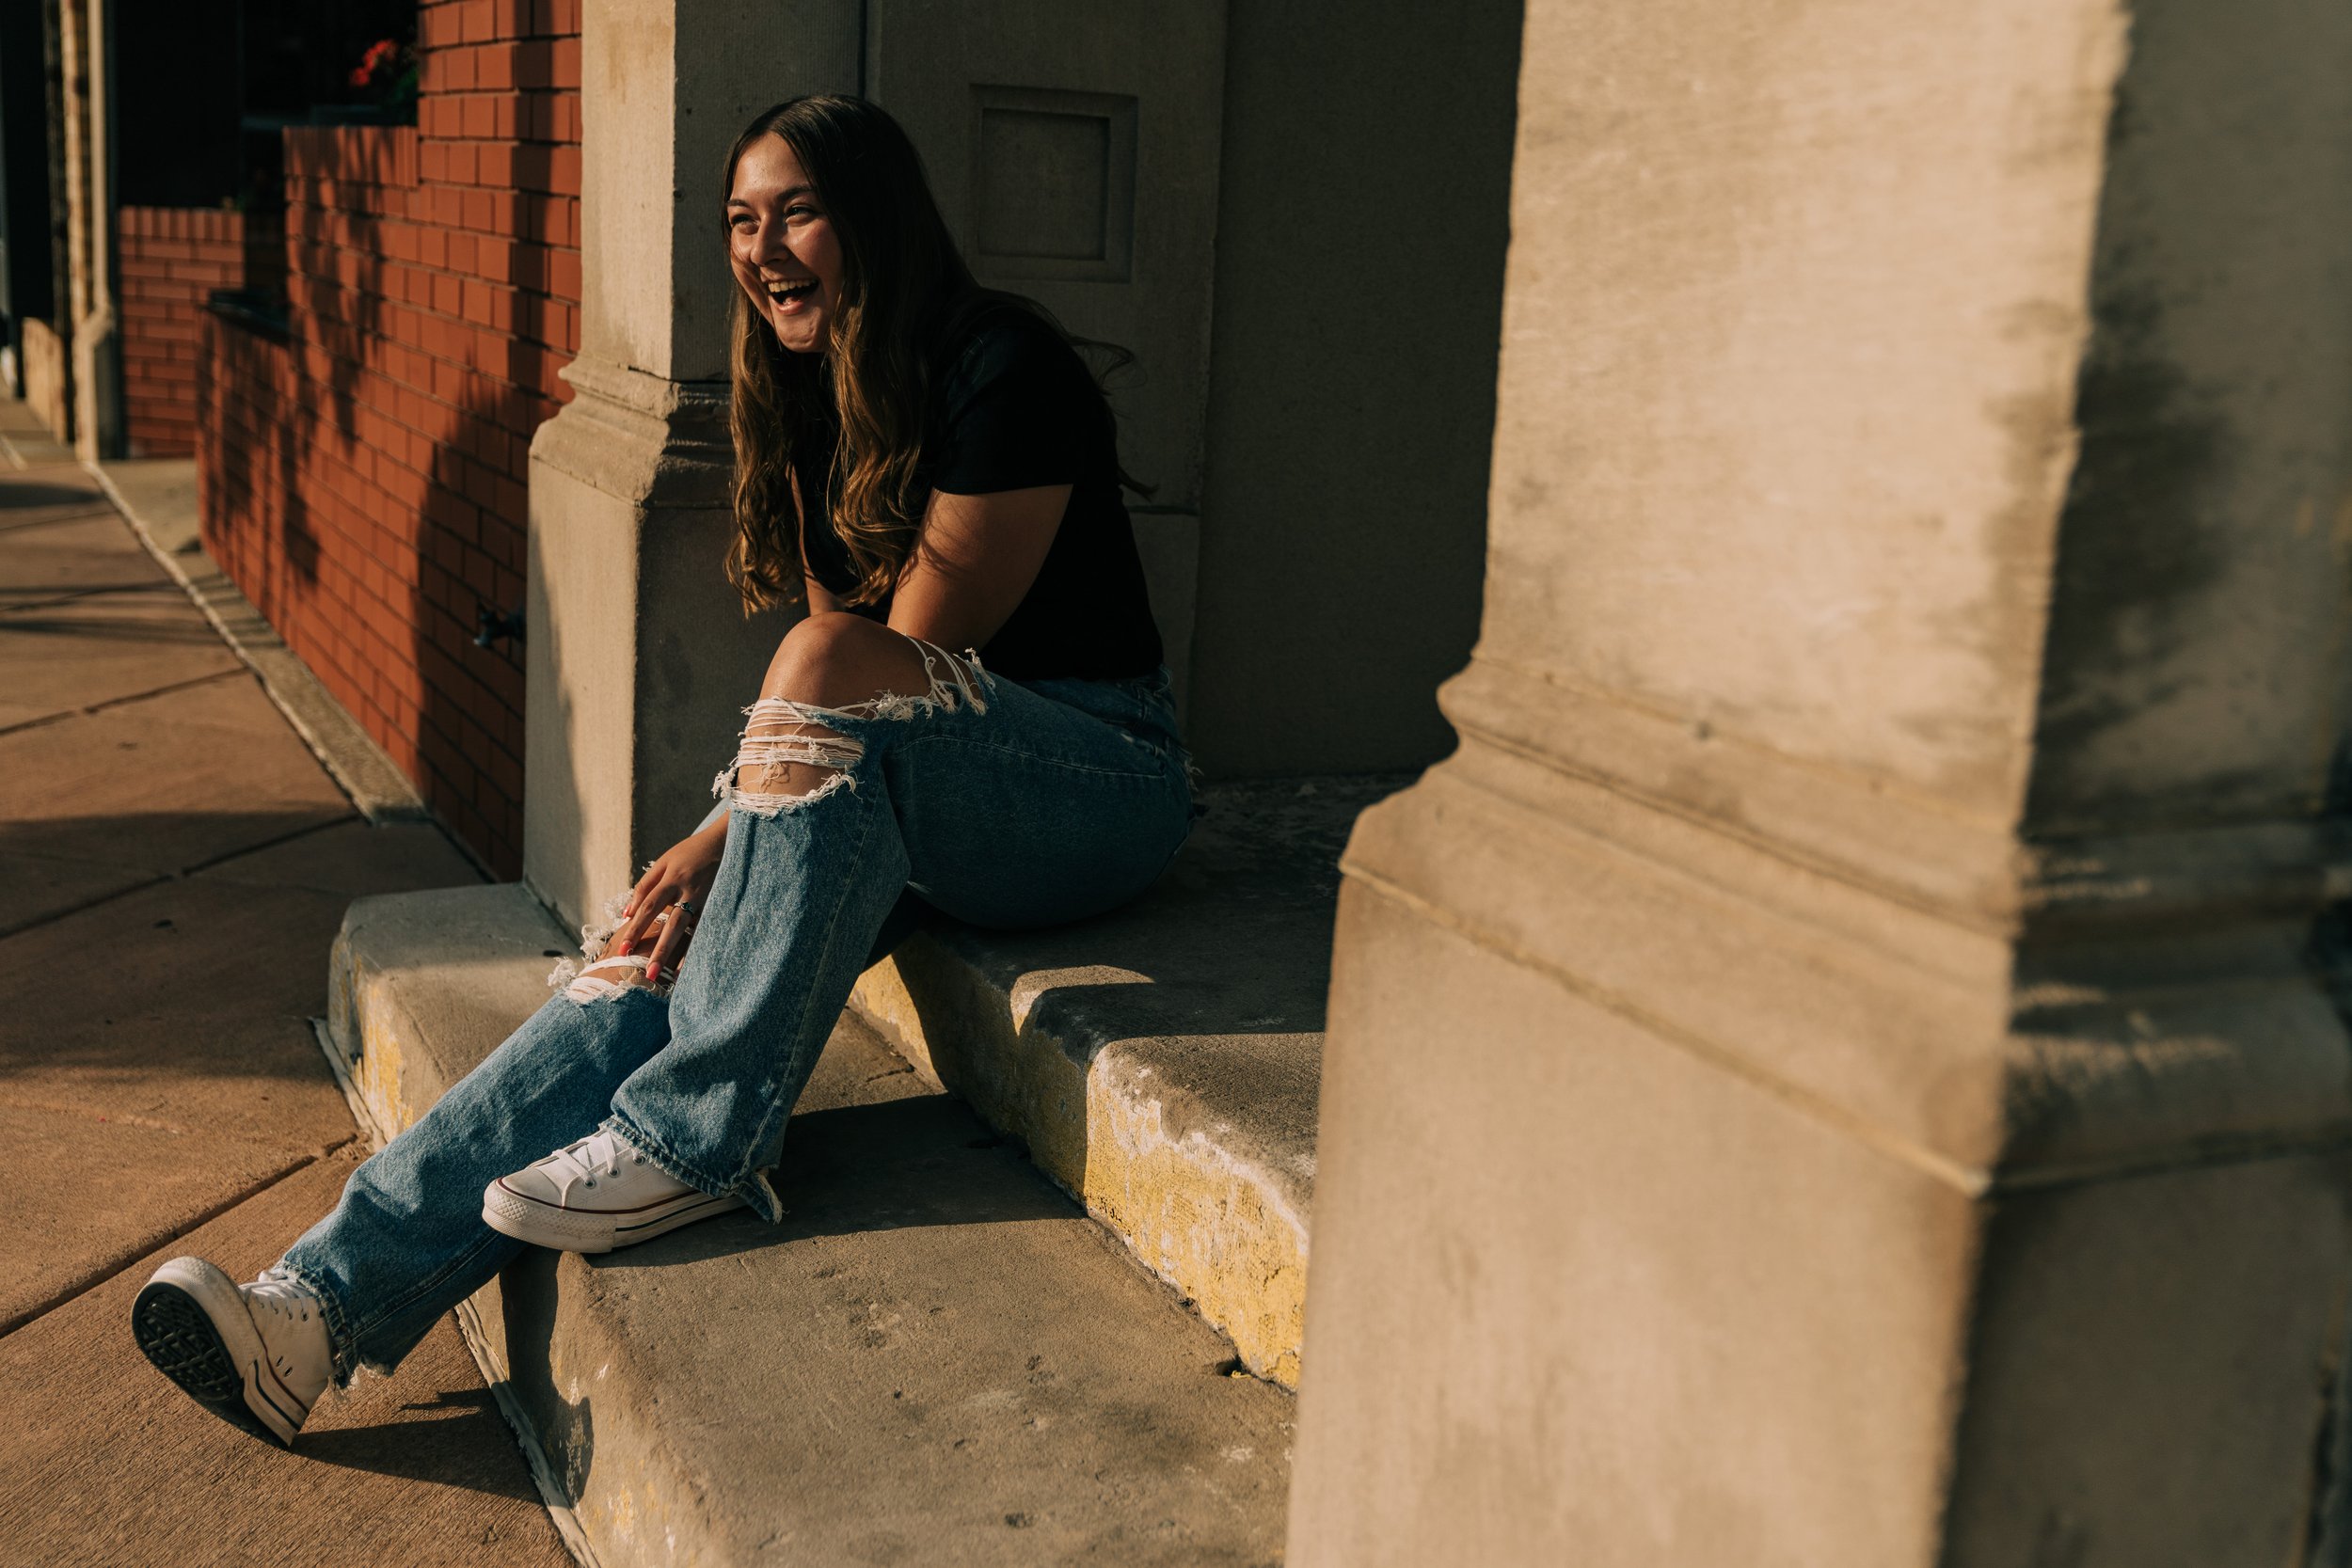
[[130, 93, 1187, 1446]]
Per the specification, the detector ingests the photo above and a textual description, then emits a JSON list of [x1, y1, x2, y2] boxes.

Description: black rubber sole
[[131, 1281, 289, 1448]]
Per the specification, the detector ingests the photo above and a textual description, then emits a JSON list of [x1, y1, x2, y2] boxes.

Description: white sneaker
[[132, 1259, 333, 1447], [482, 1128, 744, 1253]]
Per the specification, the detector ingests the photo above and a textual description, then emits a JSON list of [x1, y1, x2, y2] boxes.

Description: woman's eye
[[786, 205, 818, 221]]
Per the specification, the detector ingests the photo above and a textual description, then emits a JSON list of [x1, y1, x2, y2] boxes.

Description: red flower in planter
[[350, 38, 402, 88]]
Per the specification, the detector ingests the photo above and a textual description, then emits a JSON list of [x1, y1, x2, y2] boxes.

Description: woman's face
[[726, 135, 845, 356]]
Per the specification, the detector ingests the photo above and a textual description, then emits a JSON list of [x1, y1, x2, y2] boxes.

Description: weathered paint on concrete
[[851, 777, 1394, 1387], [855, 942, 1313, 1387], [861, 940, 1327, 1382], [327, 882, 573, 1143]]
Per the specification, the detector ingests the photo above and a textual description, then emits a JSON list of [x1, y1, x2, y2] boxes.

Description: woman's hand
[[611, 818, 728, 985]]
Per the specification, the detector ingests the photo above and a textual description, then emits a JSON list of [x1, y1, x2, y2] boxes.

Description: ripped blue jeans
[[278, 649, 1191, 1384]]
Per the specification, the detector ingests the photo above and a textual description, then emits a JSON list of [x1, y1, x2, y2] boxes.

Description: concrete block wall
[[198, 0, 582, 876], [118, 207, 244, 457]]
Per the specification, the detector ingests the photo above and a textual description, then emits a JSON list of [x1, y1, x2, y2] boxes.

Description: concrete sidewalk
[[0, 401, 572, 1567]]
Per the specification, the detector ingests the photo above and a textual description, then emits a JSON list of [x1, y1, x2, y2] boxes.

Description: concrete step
[[328, 882, 1293, 1567], [850, 775, 1402, 1387]]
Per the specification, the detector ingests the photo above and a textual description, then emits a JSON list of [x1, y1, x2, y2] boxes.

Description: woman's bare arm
[[886, 483, 1071, 651], [612, 486, 1068, 983]]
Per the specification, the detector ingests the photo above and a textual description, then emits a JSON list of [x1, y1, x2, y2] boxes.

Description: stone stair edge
[[850, 940, 1312, 1387]]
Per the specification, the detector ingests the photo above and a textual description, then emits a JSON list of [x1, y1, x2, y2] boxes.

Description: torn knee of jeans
[[711, 642, 993, 817], [870, 640, 991, 721], [713, 699, 866, 815], [559, 953, 665, 1003], [548, 891, 668, 998]]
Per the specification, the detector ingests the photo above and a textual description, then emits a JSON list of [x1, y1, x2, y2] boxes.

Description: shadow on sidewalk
[[0, 481, 115, 513], [0, 809, 355, 877], [288, 1387, 547, 1503], [0, 600, 234, 643]]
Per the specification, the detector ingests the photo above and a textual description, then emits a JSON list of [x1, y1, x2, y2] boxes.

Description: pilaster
[[59, 0, 119, 459], [522, 0, 858, 927], [1288, 0, 2352, 1561]]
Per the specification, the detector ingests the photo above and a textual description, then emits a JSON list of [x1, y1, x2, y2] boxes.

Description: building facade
[[10, 0, 2352, 1561]]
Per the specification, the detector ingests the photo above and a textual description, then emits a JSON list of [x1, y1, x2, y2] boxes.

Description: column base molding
[[524, 354, 780, 930], [1355, 663, 2352, 1194], [530, 354, 732, 510]]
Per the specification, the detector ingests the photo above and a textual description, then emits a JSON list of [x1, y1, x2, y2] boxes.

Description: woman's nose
[[744, 216, 787, 265]]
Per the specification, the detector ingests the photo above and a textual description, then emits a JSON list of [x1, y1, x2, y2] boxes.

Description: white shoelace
[[246, 1271, 327, 1383], [544, 1129, 644, 1190], [247, 1270, 319, 1320]]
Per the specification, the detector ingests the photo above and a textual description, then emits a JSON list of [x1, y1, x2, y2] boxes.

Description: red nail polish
[[614, 940, 631, 957]]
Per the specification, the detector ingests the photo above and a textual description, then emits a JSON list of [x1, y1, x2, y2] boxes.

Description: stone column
[[524, 0, 858, 928], [1288, 0, 2352, 1564], [57, 0, 119, 459]]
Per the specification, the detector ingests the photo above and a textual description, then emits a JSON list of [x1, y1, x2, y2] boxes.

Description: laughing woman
[[130, 94, 1187, 1445]]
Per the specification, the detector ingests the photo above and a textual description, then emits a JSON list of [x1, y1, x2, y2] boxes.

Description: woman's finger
[[622, 858, 665, 919], [645, 902, 696, 984], [612, 876, 675, 956], [644, 914, 674, 985]]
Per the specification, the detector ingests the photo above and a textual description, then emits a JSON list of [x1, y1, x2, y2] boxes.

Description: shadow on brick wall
[[198, 85, 579, 877]]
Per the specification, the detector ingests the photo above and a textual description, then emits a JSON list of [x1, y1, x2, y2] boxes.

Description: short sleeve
[[927, 319, 1095, 494]]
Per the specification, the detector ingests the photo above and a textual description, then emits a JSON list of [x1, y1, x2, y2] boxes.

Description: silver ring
[[673, 898, 696, 920]]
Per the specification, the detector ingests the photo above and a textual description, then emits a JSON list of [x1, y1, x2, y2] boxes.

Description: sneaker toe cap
[[488, 1166, 567, 1208]]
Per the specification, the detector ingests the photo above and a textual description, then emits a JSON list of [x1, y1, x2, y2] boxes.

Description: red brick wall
[[119, 207, 245, 457], [198, 0, 582, 877]]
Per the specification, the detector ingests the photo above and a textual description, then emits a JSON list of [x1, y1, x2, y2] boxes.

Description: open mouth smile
[[764, 278, 818, 308]]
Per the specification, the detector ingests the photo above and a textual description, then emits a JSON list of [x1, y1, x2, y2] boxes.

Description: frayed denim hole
[[710, 644, 993, 819], [554, 951, 667, 1001], [547, 889, 631, 988], [713, 696, 867, 817]]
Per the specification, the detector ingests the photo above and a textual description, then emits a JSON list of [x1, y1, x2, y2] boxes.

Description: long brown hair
[[725, 96, 1126, 612]]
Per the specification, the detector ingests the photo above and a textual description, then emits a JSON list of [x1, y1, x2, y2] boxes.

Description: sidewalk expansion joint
[[0, 814, 360, 945], [0, 433, 72, 469], [0, 505, 119, 534], [0, 580, 186, 612], [0, 873, 170, 943], [0, 665, 248, 740], [179, 812, 364, 879], [0, 1135, 358, 1340]]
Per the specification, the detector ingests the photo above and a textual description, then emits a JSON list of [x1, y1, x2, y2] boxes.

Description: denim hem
[[335, 1226, 516, 1380], [600, 1109, 772, 1221]]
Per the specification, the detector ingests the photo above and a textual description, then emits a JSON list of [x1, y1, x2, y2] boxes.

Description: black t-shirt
[[797, 306, 1164, 681]]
